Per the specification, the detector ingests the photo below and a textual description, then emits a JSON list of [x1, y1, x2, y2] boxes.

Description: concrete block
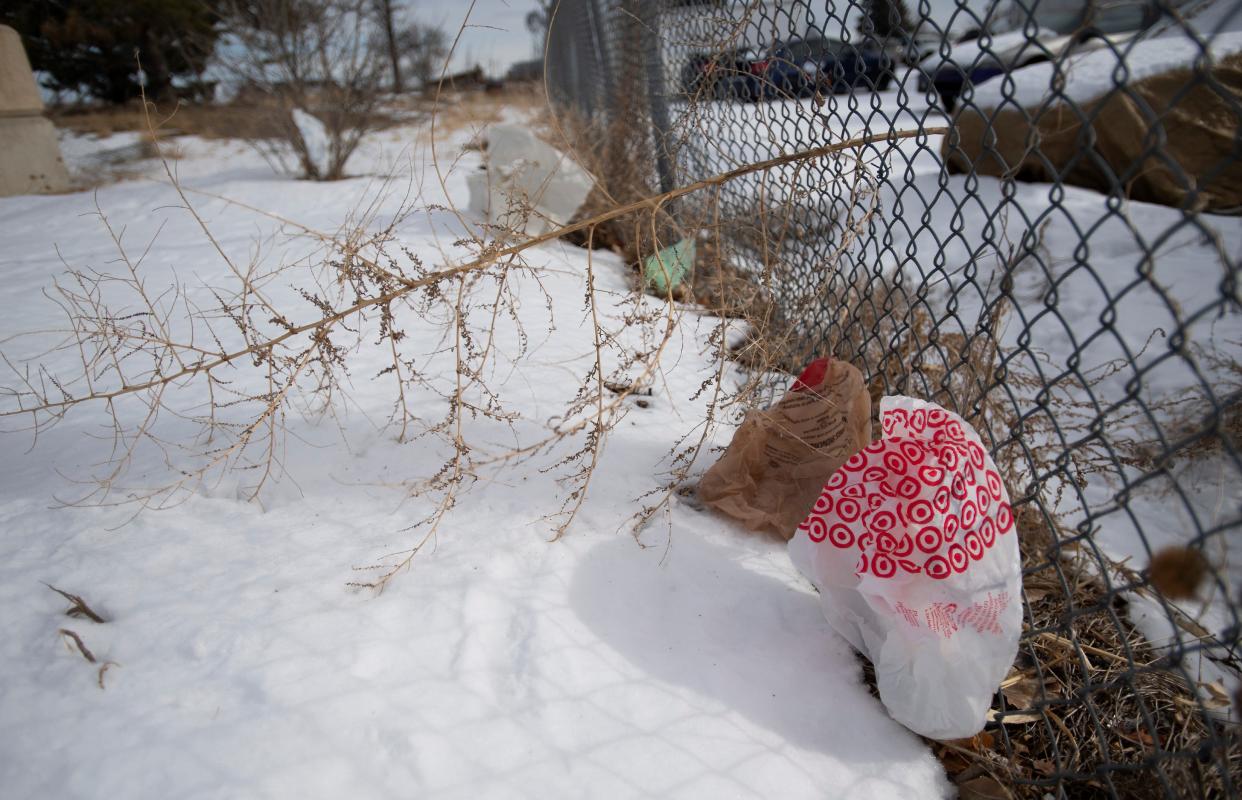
[[0, 24, 70, 196], [0, 26, 43, 115], [0, 116, 70, 196]]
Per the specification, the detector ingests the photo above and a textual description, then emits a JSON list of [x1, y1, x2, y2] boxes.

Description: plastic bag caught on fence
[[788, 396, 1021, 740], [697, 358, 871, 539]]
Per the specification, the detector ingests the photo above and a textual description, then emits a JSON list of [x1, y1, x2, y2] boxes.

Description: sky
[[434, 1, 543, 77]]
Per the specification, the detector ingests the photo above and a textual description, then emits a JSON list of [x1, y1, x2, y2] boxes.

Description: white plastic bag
[[788, 396, 1021, 740], [466, 124, 593, 236]]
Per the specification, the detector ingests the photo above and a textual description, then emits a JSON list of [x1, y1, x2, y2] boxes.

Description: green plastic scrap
[[643, 238, 695, 293]]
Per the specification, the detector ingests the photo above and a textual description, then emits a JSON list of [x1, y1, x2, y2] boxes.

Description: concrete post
[[0, 25, 70, 196]]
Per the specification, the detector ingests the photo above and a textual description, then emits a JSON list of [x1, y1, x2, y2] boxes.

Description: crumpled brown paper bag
[[697, 358, 871, 539]]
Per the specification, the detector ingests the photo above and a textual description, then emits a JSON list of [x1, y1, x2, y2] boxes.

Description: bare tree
[[375, 0, 403, 91], [218, 0, 388, 180], [856, 0, 915, 43], [397, 21, 448, 91]]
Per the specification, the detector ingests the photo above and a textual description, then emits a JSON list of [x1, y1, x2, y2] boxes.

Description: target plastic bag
[[788, 396, 1021, 740]]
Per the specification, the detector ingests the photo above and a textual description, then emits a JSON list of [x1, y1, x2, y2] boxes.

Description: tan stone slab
[[0, 116, 70, 196], [0, 25, 44, 116]]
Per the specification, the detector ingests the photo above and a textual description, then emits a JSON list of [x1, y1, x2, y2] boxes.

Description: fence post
[[586, 0, 614, 115], [638, 0, 676, 196]]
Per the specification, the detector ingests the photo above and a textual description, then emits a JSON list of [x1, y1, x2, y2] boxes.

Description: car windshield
[[1089, 2, 1152, 32], [786, 37, 847, 62]]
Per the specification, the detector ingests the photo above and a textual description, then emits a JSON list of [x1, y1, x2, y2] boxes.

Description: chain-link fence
[[546, 0, 1241, 797]]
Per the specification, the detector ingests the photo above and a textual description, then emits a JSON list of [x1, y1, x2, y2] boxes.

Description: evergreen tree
[[857, 0, 915, 43], [2, 1, 221, 104]]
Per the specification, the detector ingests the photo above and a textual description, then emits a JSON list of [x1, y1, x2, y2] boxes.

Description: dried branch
[[43, 583, 107, 623]]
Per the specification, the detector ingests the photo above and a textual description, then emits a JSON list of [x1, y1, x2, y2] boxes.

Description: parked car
[[721, 36, 896, 102], [791, 36, 897, 94], [679, 46, 753, 99], [919, 0, 1170, 111]]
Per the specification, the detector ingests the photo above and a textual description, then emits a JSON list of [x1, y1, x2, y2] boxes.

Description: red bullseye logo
[[907, 499, 933, 524], [997, 501, 1014, 533], [925, 555, 951, 579], [964, 531, 985, 560], [829, 523, 854, 548], [979, 518, 996, 547], [869, 509, 897, 532], [948, 543, 970, 573], [986, 470, 1003, 500], [863, 465, 888, 482], [960, 499, 978, 528], [916, 525, 942, 553], [897, 476, 921, 498]]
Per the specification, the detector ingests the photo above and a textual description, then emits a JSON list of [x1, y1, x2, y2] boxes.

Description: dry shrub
[[420, 86, 545, 144], [50, 99, 327, 141]]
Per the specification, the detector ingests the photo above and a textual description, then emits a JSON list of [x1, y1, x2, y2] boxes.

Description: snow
[[920, 27, 1057, 71], [969, 28, 1242, 110], [0, 103, 951, 798], [291, 107, 333, 176]]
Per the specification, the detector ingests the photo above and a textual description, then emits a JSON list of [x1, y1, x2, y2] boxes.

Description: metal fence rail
[[546, 1, 1241, 797]]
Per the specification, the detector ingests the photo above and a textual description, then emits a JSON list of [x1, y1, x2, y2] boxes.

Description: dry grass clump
[[419, 86, 547, 145], [986, 507, 1241, 799], [677, 232, 778, 322], [51, 99, 308, 140]]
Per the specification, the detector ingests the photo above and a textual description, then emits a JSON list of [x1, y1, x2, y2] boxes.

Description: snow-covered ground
[[970, 28, 1242, 110], [0, 105, 951, 798]]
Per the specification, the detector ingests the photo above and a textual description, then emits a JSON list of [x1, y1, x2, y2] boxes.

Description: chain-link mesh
[[545, 1, 1241, 797]]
